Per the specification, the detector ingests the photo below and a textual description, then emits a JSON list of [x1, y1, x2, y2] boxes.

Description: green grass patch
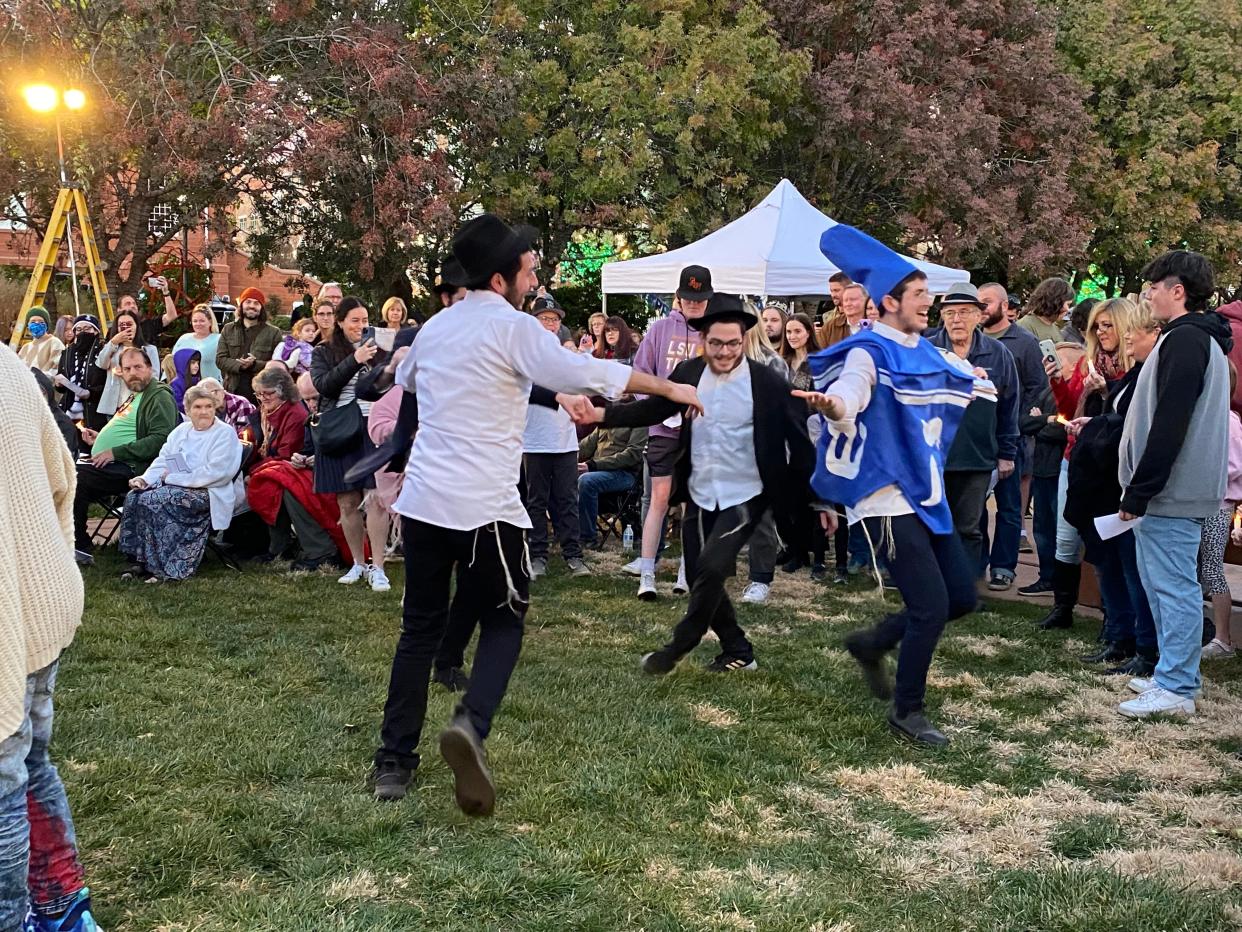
[[54, 551, 1242, 930]]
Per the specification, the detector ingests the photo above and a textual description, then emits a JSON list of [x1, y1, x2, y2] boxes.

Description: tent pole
[[602, 293, 608, 314]]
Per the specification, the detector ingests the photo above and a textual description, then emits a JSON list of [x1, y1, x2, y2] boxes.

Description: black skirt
[[313, 419, 378, 494]]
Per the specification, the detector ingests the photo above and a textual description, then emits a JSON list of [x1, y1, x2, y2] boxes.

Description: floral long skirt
[[118, 486, 212, 580]]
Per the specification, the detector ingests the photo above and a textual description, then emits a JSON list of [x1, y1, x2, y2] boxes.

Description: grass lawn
[[65, 545, 1242, 931]]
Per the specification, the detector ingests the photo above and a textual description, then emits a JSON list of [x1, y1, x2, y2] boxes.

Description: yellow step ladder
[[8, 185, 114, 348]]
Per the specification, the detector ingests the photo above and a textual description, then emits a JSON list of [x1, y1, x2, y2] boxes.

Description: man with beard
[[370, 214, 700, 814], [72, 348, 177, 564], [797, 225, 989, 746], [977, 283, 1047, 591], [216, 287, 282, 402]]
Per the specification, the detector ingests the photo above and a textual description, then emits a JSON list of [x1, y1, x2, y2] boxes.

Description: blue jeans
[[1030, 475, 1059, 584], [1055, 459, 1082, 564], [1096, 529, 1157, 652], [578, 470, 637, 542], [0, 661, 86, 928], [980, 457, 1023, 579], [1134, 515, 1205, 698]]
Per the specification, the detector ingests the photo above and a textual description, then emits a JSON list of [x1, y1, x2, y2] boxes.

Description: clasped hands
[[556, 382, 703, 425]]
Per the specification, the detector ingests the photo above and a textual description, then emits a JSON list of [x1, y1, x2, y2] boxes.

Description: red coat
[[1218, 300, 1242, 416], [246, 459, 348, 560], [254, 401, 308, 464]]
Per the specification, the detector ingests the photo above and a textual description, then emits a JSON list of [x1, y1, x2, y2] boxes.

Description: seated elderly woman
[[118, 382, 244, 582], [196, 376, 257, 433], [249, 365, 308, 466]]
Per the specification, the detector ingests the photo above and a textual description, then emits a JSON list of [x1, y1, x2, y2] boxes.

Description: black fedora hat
[[676, 265, 714, 301], [450, 214, 535, 285], [688, 293, 758, 333], [433, 257, 466, 295]]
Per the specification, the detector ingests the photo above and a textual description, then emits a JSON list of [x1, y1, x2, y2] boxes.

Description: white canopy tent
[[600, 179, 967, 300]]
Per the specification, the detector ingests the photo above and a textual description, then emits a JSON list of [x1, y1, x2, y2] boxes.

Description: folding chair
[[595, 482, 643, 549], [88, 493, 126, 548]]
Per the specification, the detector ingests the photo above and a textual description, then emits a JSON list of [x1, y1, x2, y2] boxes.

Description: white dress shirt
[[394, 290, 632, 531], [688, 360, 763, 511], [523, 404, 579, 454]]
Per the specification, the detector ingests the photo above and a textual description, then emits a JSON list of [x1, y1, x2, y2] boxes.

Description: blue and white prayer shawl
[[808, 330, 992, 536]]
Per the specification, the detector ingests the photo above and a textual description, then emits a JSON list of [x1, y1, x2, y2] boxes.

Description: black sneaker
[[370, 755, 414, 802], [706, 653, 758, 673], [640, 648, 682, 675], [833, 568, 849, 585], [987, 572, 1013, 592], [844, 631, 893, 700], [73, 549, 94, 567], [888, 709, 950, 747], [781, 557, 804, 573], [810, 562, 827, 582], [1107, 654, 1157, 677], [432, 666, 471, 692], [1081, 641, 1134, 665], [1017, 579, 1055, 596], [439, 713, 495, 817]]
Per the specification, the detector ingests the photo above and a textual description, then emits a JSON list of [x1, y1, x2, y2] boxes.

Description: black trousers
[[524, 452, 582, 561], [665, 497, 763, 661], [944, 470, 991, 575], [858, 514, 977, 716], [269, 491, 337, 562], [378, 518, 529, 767], [73, 461, 135, 551], [433, 581, 477, 673]]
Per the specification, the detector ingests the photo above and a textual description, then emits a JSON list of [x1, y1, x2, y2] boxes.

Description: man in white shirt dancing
[[590, 294, 815, 674], [371, 214, 700, 814], [796, 225, 986, 747]]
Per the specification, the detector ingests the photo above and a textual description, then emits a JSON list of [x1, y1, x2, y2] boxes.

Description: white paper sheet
[[1094, 513, 1142, 540]]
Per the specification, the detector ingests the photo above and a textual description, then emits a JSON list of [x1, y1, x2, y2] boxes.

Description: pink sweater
[[1227, 410, 1242, 508]]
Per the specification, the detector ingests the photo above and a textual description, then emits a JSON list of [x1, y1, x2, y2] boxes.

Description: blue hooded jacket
[[170, 347, 202, 414]]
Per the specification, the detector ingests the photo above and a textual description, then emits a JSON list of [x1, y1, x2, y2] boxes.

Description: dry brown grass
[[691, 701, 741, 728]]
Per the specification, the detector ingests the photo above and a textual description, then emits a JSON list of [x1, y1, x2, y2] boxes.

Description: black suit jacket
[[602, 356, 815, 543]]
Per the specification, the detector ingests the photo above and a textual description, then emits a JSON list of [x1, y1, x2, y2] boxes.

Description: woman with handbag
[[311, 297, 393, 592]]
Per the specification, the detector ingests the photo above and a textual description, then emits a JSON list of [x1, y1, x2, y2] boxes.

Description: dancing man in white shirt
[[370, 214, 701, 814], [588, 294, 815, 674], [795, 225, 987, 747]]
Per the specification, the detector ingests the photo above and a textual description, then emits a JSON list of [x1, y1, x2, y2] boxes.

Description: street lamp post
[[22, 82, 87, 319]]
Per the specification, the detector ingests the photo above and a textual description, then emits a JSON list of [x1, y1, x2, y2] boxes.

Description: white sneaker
[[622, 558, 643, 577], [1127, 676, 1155, 694], [673, 558, 688, 595], [1202, 638, 1236, 659], [369, 565, 391, 592], [338, 564, 369, 585], [638, 572, 658, 601], [742, 582, 770, 604], [1118, 686, 1195, 718]]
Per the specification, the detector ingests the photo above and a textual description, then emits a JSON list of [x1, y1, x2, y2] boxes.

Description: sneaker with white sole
[[638, 572, 658, 600], [1202, 637, 1236, 659], [622, 558, 643, 577], [673, 558, 688, 595], [741, 582, 770, 604], [1118, 686, 1195, 718], [338, 563, 369, 585], [1127, 676, 1155, 694], [369, 565, 391, 592]]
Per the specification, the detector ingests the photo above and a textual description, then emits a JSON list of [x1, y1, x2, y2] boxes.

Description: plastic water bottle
[[622, 525, 634, 554]]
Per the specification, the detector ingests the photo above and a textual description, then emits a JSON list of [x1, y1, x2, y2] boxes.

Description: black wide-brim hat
[[434, 257, 466, 294], [450, 214, 534, 284], [688, 293, 758, 333]]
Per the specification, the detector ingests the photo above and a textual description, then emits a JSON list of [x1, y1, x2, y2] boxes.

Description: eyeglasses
[[706, 339, 743, 351], [1093, 321, 1115, 332], [940, 308, 979, 320], [255, 389, 279, 399]]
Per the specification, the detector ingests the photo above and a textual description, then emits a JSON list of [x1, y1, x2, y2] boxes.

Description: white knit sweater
[[0, 345, 83, 740]]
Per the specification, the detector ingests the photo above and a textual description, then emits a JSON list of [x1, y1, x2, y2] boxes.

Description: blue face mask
[[27, 320, 47, 339]]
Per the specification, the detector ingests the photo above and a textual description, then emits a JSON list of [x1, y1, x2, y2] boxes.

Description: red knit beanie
[[237, 286, 266, 307]]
